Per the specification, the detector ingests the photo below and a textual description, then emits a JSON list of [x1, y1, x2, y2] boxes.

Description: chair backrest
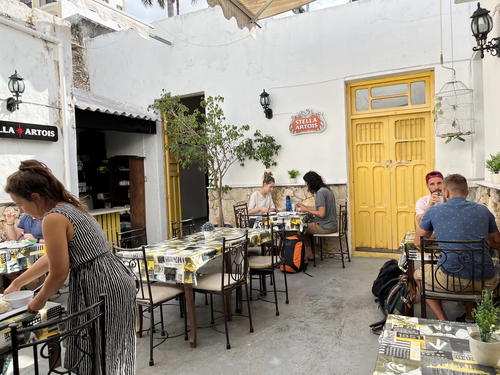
[[171, 218, 196, 238], [420, 237, 489, 296], [113, 245, 153, 304], [10, 295, 106, 375], [339, 204, 348, 235], [221, 231, 249, 290], [117, 227, 147, 248], [233, 202, 249, 228]]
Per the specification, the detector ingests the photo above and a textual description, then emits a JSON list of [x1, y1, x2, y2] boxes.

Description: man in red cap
[[415, 171, 444, 224]]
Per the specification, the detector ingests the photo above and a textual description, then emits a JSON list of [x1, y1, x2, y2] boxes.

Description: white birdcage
[[434, 80, 474, 143]]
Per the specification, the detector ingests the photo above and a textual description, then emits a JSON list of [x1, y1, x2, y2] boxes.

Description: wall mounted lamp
[[259, 89, 273, 119], [470, 3, 500, 58], [6, 70, 25, 112]]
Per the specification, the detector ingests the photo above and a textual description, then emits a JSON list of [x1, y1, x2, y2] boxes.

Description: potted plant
[[486, 153, 500, 185], [469, 290, 500, 367], [288, 169, 300, 184], [201, 222, 216, 241]]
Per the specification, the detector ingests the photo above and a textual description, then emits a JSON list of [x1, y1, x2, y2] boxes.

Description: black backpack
[[369, 260, 414, 334], [280, 236, 306, 273]]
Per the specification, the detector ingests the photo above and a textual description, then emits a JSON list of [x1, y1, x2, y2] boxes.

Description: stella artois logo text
[[289, 110, 326, 135], [0, 121, 58, 142]]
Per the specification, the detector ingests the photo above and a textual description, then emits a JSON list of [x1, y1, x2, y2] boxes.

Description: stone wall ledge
[[206, 182, 347, 189], [472, 180, 500, 190]]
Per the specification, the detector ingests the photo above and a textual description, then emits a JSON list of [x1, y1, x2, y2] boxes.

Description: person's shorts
[[414, 264, 497, 292]]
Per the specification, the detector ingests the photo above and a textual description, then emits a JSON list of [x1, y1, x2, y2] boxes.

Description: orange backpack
[[280, 236, 305, 273]]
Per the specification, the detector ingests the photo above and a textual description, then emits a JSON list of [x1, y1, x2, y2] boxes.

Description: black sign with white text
[[0, 121, 58, 142]]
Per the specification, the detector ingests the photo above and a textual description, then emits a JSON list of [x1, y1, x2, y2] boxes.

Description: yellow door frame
[[162, 121, 183, 238], [346, 71, 435, 258]]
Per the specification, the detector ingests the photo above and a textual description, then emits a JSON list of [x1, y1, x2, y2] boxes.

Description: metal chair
[[233, 202, 250, 228], [419, 238, 497, 318], [249, 224, 289, 315], [117, 227, 147, 248], [194, 231, 254, 349], [313, 204, 351, 268], [171, 218, 196, 238], [10, 295, 106, 375], [113, 245, 187, 366]]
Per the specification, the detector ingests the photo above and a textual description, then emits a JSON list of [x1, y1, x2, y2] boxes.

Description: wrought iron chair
[[249, 224, 289, 315], [233, 202, 250, 228], [194, 231, 254, 349], [313, 204, 351, 268], [10, 295, 106, 375], [113, 245, 187, 366], [116, 227, 147, 248], [171, 218, 196, 238], [419, 238, 497, 318]]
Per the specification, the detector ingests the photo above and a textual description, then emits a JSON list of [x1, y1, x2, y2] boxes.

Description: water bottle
[[285, 196, 292, 212]]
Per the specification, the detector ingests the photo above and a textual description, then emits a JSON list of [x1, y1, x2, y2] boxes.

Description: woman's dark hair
[[303, 171, 328, 194], [5, 160, 87, 212], [262, 171, 275, 185]]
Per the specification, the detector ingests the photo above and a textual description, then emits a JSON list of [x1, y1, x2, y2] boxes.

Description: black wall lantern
[[259, 89, 273, 119], [470, 3, 500, 58], [7, 70, 25, 112]]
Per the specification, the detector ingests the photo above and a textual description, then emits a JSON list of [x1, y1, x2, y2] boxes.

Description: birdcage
[[434, 80, 474, 143]]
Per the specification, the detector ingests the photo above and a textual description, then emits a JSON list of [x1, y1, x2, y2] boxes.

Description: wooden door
[[163, 121, 182, 238], [348, 72, 435, 254]]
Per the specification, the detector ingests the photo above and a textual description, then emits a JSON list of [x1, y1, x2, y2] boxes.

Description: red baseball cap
[[425, 171, 443, 183]]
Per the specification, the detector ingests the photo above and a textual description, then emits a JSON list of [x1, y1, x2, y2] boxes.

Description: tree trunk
[[217, 186, 224, 227], [167, 0, 174, 17]]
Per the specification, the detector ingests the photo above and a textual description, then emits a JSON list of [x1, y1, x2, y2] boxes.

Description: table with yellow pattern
[[145, 227, 271, 285], [0, 241, 45, 275]]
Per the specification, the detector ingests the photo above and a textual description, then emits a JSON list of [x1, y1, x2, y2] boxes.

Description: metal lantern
[[6, 70, 25, 112], [259, 89, 273, 119], [470, 3, 500, 58], [434, 80, 474, 143]]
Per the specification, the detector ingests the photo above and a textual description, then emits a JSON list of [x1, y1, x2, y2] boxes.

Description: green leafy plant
[[486, 153, 500, 174], [442, 131, 473, 143], [432, 97, 444, 122], [150, 93, 281, 226], [288, 169, 300, 179], [473, 290, 500, 342]]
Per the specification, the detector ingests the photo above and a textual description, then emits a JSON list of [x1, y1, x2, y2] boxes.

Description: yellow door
[[163, 121, 182, 238], [348, 72, 435, 255]]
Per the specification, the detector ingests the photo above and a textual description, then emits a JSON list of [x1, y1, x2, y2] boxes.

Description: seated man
[[415, 171, 444, 224], [415, 174, 500, 321], [3, 207, 43, 243]]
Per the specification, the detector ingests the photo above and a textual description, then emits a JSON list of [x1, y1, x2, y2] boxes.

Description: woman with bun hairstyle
[[4, 160, 136, 374], [248, 172, 277, 214]]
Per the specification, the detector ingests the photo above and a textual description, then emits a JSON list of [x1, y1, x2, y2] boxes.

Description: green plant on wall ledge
[[288, 169, 300, 179], [486, 152, 500, 174]]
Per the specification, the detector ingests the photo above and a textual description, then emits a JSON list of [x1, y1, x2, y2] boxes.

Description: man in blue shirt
[[3, 207, 43, 242], [415, 174, 500, 321]]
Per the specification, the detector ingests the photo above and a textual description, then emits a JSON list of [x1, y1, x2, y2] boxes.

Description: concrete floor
[[135, 257, 389, 375]]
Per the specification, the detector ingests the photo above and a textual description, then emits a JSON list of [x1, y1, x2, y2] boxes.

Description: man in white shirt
[[415, 171, 444, 224]]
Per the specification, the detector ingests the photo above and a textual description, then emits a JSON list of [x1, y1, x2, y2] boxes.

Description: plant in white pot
[[288, 169, 300, 184], [486, 153, 500, 185], [469, 290, 500, 367], [201, 222, 216, 241]]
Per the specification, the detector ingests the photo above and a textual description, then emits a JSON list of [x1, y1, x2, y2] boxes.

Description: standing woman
[[4, 160, 136, 374], [248, 172, 277, 214], [297, 171, 337, 262]]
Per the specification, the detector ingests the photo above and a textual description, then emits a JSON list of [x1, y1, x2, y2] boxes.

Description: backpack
[[369, 260, 416, 334], [280, 236, 305, 273]]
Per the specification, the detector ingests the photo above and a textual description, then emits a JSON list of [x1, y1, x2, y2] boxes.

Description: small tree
[[151, 93, 281, 226]]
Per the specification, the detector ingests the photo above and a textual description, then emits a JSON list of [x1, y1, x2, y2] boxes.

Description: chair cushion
[[194, 273, 243, 292], [249, 255, 274, 269], [313, 232, 339, 238], [136, 284, 183, 304]]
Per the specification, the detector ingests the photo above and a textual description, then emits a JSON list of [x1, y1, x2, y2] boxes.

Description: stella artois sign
[[289, 109, 326, 135], [0, 121, 58, 142]]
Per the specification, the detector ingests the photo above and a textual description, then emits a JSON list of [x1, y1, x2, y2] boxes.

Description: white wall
[[0, 0, 76, 202], [481, 0, 500, 179], [86, 0, 483, 189]]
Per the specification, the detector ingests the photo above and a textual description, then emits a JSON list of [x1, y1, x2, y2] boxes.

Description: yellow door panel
[[163, 121, 182, 238], [348, 71, 434, 255]]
